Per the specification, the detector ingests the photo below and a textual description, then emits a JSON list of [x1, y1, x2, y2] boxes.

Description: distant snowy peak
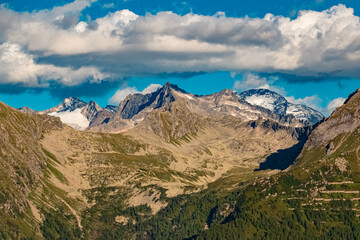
[[239, 89, 287, 115], [239, 89, 324, 125], [42, 97, 106, 130], [58, 97, 87, 112]]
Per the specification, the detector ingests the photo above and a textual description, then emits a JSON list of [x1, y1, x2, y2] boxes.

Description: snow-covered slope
[[49, 108, 90, 130], [286, 103, 324, 125], [239, 89, 324, 124], [239, 89, 287, 115]]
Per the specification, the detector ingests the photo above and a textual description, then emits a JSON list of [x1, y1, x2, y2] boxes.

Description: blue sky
[[5, 0, 360, 18], [0, 0, 360, 115]]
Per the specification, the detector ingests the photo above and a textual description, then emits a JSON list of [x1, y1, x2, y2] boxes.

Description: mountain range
[[18, 82, 325, 132], [3, 82, 360, 239]]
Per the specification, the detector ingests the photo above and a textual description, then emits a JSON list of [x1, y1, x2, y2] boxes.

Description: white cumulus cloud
[[109, 84, 162, 104], [0, 3, 360, 91], [323, 97, 346, 116], [286, 95, 323, 111], [233, 73, 283, 93], [0, 42, 106, 87], [141, 84, 162, 94]]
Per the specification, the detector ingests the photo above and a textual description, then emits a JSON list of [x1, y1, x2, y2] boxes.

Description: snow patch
[[174, 91, 195, 100], [286, 103, 324, 124], [185, 94, 194, 100], [244, 95, 276, 112], [49, 108, 90, 130]]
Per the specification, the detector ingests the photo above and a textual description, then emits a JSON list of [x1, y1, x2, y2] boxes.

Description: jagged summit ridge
[[116, 82, 189, 120]]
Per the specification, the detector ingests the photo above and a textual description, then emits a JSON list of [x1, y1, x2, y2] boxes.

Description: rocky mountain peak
[[59, 97, 87, 112], [62, 96, 82, 105], [17, 106, 36, 114], [82, 101, 103, 122], [156, 82, 188, 102], [153, 83, 179, 108], [87, 101, 102, 110], [210, 88, 240, 106], [162, 81, 184, 92], [219, 89, 236, 96], [116, 83, 186, 120], [163, 81, 173, 88]]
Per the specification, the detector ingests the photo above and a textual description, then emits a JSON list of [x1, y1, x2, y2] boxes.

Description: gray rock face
[[305, 88, 360, 149], [89, 109, 115, 128], [117, 82, 178, 120], [81, 101, 103, 122], [118, 93, 160, 120]]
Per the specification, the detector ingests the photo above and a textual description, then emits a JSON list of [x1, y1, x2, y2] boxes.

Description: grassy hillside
[[0, 102, 63, 239]]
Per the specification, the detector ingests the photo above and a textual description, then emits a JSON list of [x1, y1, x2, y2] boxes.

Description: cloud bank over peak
[[1, 2, 360, 94], [233, 73, 282, 93]]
